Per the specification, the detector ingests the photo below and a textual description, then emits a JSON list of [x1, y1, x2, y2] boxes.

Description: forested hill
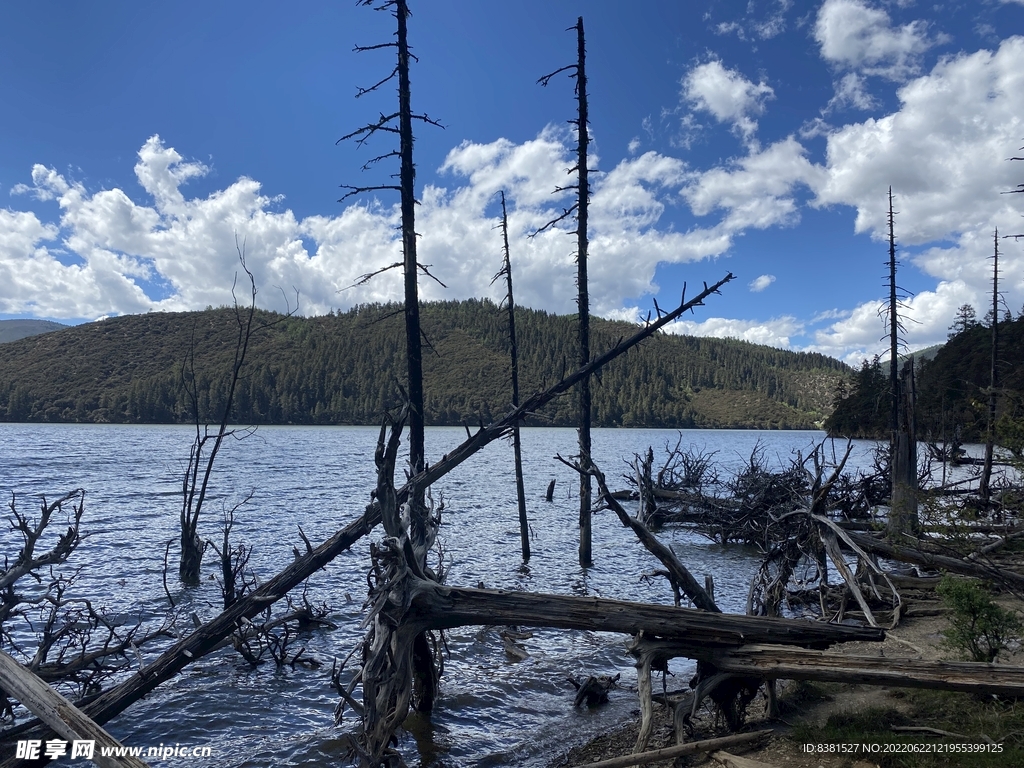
[[0, 301, 848, 429], [825, 315, 1024, 446], [0, 319, 66, 344]]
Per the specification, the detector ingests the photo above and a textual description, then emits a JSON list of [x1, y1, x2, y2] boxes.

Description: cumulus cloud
[[1, 130, 736, 322], [684, 137, 826, 231], [809, 37, 1024, 356], [814, 0, 943, 81], [809, 280, 979, 364], [827, 72, 878, 111], [749, 274, 776, 292], [813, 37, 1024, 241], [682, 59, 774, 143], [665, 315, 803, 348]]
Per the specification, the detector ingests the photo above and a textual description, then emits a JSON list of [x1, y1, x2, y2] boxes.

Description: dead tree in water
[[1, 277, 735, 767], [178, 248, 260, 586], [0, 491, 171, 711], [492, 191, 530, 561], [537, 16, 594, 567], [338, 0, 445, 715], [883, 188, 919, 536]]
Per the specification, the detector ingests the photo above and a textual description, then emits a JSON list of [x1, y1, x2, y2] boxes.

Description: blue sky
[[2, 0, 1023, 363]]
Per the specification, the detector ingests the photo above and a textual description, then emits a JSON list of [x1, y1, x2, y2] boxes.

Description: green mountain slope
[[0, 301, 848, 428], [0, 319, 66, 344], [825, 316, 1024, 444]]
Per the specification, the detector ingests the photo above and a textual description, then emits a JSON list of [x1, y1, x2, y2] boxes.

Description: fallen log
[[404, 584, 882, 648], [702, 643, 1024, 697], [712, 752, 781, 768], [844, 531, 1024, 590], [0, 650, 148, 768], [578, 729, 772, 768], [0, 506, 378, 758]]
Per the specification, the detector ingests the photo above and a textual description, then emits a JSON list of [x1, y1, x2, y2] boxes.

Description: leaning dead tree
[[492, 191, 530, 561], [538, 16, 594, 567]]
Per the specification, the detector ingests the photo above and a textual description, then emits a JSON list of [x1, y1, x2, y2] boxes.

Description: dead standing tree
[[978, 229, 1001, 506], [537, 16, 594, 567], [492, 191, 530, 562], [337, 0, 444, 717], [883, 188, 919, 537], [178, 248, 260, 586]]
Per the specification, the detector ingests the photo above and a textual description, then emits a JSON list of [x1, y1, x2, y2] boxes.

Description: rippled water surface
[[0, 425, 878, 766]]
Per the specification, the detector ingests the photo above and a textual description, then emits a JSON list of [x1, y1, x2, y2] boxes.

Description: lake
[[1, 424, 880, 766]]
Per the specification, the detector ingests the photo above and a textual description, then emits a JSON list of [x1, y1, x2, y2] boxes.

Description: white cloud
[[814, 0, 942, 81], [665, 315, 803, 348], [827, 72, 878, 111], [684, 137, 826, 232], [713, 1, 792, 41], [682, 59, 774, 143], [814, 37, 1024, 244], [807, 37, 1024, 358], [809, 280, 978, 363], [749, 274, 776, 292], [1, 130, 737, 322]]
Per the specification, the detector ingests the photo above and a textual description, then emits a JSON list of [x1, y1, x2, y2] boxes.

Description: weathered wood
[[578, 730, 772, 768], [570, 674, 619, 708], [0, 650, 149, 768], [703, 644, 1024, 696], [712, 751, 781, 768], [845, 530, 1024, 589], [587, 463, 719, 612], [889, 357, 919, 536], [496, 191, 531, 563], [820, 526, 878, 627], [404, 584, 882, 647]]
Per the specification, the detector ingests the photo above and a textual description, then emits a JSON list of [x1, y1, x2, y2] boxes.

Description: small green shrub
[[937, 575, 1021, 663]]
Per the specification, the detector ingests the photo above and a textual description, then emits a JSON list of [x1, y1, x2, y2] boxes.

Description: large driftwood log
[[844, 531, 1024, 590], [578, 729, 772, 768], [402, 583, 882, 647], [0, 651, 148, 768], [703, 644, 1024, 696]]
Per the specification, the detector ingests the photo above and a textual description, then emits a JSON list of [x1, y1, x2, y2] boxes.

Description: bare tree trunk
[[395, 0, 424, 492], [496, 191, 530, 562], [537, 17, 593, 566], [574, 17, 593, 568], [890, 358, 919, 536], [885, 188, 919, 537], [979, 229, 999, 506], [178, 249, 260, 585]]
